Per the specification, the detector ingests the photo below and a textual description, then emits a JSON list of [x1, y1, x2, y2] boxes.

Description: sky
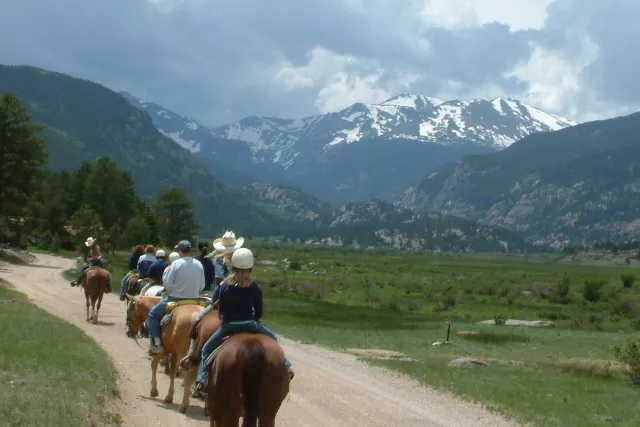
[[0, 0, 638, 127]]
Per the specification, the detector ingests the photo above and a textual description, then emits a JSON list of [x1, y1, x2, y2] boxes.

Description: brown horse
[[205, 334, 290, 426], [180, 307, 221, 370], [125, 294, 204, 414], [124, 295, 175, 376], [82, 266, 110, 323], [124, 273, 149, 297]]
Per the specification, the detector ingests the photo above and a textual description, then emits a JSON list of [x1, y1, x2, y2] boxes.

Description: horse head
[[124, 293, 143, 338]]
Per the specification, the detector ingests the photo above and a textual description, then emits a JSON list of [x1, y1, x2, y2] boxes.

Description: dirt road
[[0, 254, 519, 427]]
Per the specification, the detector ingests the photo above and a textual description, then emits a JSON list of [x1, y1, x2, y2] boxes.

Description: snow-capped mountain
[[120, 91, 577, 206]]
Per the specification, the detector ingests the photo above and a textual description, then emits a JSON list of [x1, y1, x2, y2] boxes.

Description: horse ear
[[125, 293, 134, 301]]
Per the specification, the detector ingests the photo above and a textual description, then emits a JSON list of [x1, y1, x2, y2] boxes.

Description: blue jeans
[[76, 259, 103, 283], [119, 270, 137, 297], [196, 320, 292, 384], [148, 296, 188, 339]]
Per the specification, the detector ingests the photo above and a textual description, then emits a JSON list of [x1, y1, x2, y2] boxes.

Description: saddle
[[160, 298, 212, 327]]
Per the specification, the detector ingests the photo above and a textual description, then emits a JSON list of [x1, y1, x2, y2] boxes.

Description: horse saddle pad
[[160, 298, 210, 327]]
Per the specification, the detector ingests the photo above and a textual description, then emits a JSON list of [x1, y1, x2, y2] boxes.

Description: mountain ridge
[[122, 91, 576, 206]]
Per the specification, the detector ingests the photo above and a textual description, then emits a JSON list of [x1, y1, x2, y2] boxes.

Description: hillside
[[122, 92, 576, 206], [241, 183, 530, 252], [401, 111, 640, 249], [284, 200, 531, 253], [0, 65, 288, 236]]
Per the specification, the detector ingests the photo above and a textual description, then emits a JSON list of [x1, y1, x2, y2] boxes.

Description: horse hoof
[[150, 389, 158, 398], [179, 406, 187, 414], [163, 396, 173, 404]]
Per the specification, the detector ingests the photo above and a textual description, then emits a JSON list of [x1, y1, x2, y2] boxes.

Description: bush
[[583, 279, 605, 302], [613, 340, 640, 385], [621, 272, 637, 289], [550, 274, 571, 304]]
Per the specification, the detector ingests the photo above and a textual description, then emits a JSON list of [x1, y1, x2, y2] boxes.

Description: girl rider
[[192, 247, 294, 397]]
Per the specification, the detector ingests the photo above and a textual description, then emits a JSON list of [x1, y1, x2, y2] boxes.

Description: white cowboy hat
[[212, 231, 244, 253], [85, 237, 96, 247]]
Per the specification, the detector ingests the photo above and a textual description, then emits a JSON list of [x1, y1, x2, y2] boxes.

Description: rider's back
[[162, 257, 204, 299]]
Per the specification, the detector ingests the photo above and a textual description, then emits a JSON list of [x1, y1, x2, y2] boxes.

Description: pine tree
[[154, 187, 198, 246]]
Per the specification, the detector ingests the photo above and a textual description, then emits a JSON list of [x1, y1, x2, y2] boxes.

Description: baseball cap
[[175, 240, 192, 251]]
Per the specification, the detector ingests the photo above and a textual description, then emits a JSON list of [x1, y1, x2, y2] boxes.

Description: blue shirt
[[194, 255, 214, 291], [214, 256, 228, 279], [148, 260, 169, 283], [137, 253, 157, 279], [218, 281, 263, 325]]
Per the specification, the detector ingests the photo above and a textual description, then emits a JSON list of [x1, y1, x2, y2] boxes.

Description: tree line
[[0, 92, 200, 254]]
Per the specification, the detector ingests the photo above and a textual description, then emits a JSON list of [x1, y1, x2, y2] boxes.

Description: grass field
[[62, 242, 640, 426], [0, 278, 121, 427]]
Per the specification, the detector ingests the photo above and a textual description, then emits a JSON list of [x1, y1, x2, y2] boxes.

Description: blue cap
[[174, 240, 192, 251]]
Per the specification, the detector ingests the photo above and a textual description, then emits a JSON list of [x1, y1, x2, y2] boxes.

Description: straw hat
[[212, 231, 244, 253], [85, 237, 96, 247]]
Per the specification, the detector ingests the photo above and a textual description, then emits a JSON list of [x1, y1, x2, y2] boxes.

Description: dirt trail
[[0, 254, 519, 427]]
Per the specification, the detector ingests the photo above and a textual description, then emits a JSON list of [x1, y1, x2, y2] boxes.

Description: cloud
[[0, 0, 638, 127]]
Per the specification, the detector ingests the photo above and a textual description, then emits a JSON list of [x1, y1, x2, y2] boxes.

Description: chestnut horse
[[205, 334, 290, 426], [82, 266, 110, 323], [124, 295, 176, 376], [125, 294, 204, 413]]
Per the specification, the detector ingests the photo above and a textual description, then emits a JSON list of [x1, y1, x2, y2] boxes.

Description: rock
[[448, 358, 490, 367], [476, 319, 556, 327]]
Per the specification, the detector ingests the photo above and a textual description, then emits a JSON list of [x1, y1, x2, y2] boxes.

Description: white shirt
[[161, 256, 204, 299], [138, 253, 157, 267]]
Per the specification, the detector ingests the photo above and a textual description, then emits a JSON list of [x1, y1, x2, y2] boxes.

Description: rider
[[147, 240, 205, 354], [137, 244, 157, 280], [139, 249, 170, 295], [71, 237, 110, 292], [193, 239, 215, 293], [119, 245, 144, 301], [192, 248, 294, 396], [185, 232, 238, 361], [168, 251, 179, 263]]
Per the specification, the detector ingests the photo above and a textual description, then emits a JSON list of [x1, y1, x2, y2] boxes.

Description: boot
[[148, 337, 164, 354]]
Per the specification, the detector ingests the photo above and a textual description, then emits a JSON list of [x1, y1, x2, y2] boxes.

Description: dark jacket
[[148, 260, 170, 283], [194, 255, 215, 291]]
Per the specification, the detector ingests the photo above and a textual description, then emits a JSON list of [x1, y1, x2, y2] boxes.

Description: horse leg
[[164, 352, 178, 404], [93, 292, 104, 324], [179, 366, 197, 413], [150, 353, 162, 398], [90, 296, 97, 323], [84, 290, 91, 321]]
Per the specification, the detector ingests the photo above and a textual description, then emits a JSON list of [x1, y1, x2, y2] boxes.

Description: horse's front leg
[[151, 354, 162, 397], [90, 298, 96, 323], [164, 352, 178, 404]]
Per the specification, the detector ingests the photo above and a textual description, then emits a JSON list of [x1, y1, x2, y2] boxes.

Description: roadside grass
[[0, 279, 121, 426], [103, 242, 640, 426]]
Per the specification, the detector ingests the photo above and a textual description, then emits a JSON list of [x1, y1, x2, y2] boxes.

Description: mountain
[[400, 111, 640, 249], [121, 92, 576, 206], [0, 65, 289, 236], [241, 182, 332, 227], [240, 183, 531, 252], [282, 200, 532, 253]]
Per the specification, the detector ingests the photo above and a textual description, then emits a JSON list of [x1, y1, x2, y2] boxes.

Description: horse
[[204, 334, 290, 426], [82, 266, 110, 323], [124, 295, 174, 376], [125, 294, 205, 414], [124, 273, 148, 297], [180, 305, 221, 371]]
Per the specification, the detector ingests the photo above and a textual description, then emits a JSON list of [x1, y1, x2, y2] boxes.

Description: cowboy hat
[[212, 231, 244, 253], [85, 237, 96, 247]]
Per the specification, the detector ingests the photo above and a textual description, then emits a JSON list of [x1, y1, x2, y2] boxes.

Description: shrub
[[613, 340, 640, 385], [550, 274, 571, 304], [494, 314, 507, 325], [583, 279, 605, 302], [621, 272, 637, 289]]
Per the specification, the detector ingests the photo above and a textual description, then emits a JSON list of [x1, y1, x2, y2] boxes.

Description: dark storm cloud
[[0, 0, 638, 126]]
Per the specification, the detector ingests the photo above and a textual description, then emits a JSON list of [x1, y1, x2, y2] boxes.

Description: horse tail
[[239, 339, 266, 427]]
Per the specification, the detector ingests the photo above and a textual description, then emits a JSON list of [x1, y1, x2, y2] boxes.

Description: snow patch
[[186, 121, 198, 130]]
